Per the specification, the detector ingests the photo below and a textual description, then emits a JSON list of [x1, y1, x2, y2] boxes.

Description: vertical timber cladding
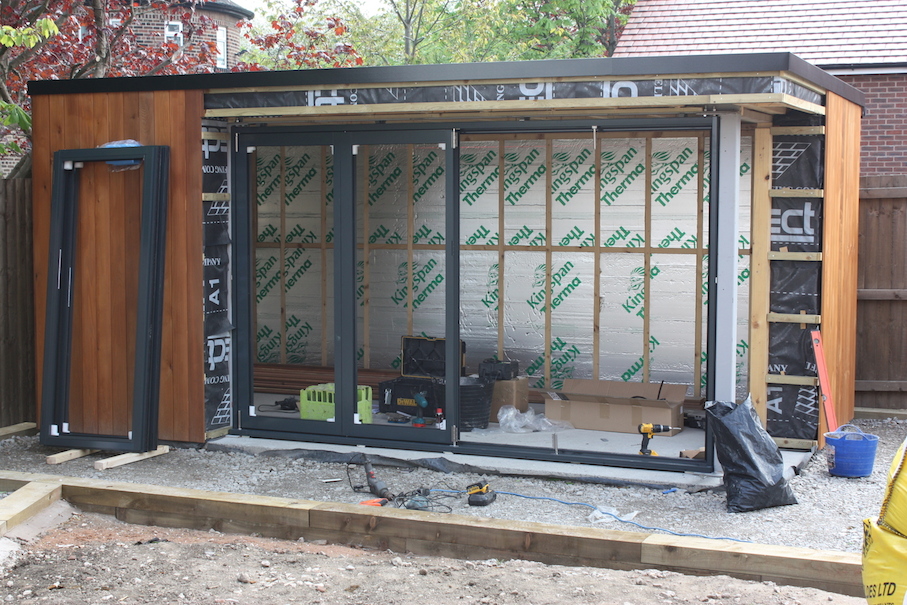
[[202, 120, 233, 432], [765, 115, 826, 439], [821, 93, 861, 430], [30, 89, 207, 444], [458, 131, 754, 394]]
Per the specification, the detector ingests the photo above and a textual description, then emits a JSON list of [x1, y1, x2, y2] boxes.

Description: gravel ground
[[1, 418, 905, 553]]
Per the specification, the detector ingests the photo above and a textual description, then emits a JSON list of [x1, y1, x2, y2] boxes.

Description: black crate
[[478, 358, 519, 381], [401, 336, 465, 378], [377, 377, 445, 415]]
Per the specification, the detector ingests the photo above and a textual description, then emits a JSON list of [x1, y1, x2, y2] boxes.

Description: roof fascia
[[27, 52, 864, 107]]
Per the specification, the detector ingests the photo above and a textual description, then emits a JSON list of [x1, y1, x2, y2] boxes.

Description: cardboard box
[[490, 376, 529, 421], [680, 447, 706, 460], [543, 379, 687, 434]]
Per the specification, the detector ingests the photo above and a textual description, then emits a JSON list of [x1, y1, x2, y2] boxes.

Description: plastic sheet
[[497, 405, 573, 433], [205, 76, 821, 111], [202, 121, 233, 430], [706, 398, 798, 513]]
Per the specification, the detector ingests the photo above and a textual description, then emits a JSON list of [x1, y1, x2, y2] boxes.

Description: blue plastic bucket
[[824, 424, 879, 477]]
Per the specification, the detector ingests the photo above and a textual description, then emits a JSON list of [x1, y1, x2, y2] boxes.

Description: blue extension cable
[[430, 488, 752, 543]]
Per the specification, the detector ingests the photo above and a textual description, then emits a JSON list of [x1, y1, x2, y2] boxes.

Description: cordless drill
[[638, 423, 678, 456]]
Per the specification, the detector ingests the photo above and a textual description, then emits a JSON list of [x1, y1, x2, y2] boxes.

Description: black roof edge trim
[[820, 61, 907, 72], [27, 52, 864, 107]]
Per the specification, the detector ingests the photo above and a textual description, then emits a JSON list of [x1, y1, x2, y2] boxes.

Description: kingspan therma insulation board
[[252, 132, 754, 403]]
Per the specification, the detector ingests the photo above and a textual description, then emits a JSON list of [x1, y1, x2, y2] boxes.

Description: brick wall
[[133, 7, 247, 72], [838, 73, 907, 177]]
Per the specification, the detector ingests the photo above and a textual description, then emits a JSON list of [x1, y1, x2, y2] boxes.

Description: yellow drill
[[638, 423, 678, 456]]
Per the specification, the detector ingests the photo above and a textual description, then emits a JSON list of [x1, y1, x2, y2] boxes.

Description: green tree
[[303, 0, 634, 66], [503, 0, 634, 59], [0, 18, 58, 156]]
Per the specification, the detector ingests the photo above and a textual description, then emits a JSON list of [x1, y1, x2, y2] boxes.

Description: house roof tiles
[[614, 0, 907, 67]]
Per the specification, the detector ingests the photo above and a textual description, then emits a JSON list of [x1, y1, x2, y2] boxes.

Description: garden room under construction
[[28, 52, 863, 472]]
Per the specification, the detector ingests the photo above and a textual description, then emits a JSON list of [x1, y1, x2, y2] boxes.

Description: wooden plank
[[201, 193, 231, 201], [811, 330, 839, 431], [92, 445, 171, 470], [772, 437, 817, 450], [854, 406, 907, 420], [765, 374, 819, 386], [858, 187, 907, 199], [640, 534, 862, 597], [30, 94, 54, 416], [154, 90, 177, 442], [107, 94, 131, 435], [0, 470, 868, 595], [94, 94, 116, 437], [307, 502, 647, 564], [0, 422, 37, 440], [822, 92, 862, 440], [769, 188, 824, 198], [854, 380, 907, 392], [770, 126, 825, 135], [183, 89, 207, 443], [0, 482, 62, 536], [749, 126, 772, 424], [766, 312, 821, 324], [767, 251, 821, 261], [858, 288, 907, 300], [46, 449, 99, 465]]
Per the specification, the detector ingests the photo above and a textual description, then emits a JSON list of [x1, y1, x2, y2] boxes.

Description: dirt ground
[[1, 508, 861, 605]]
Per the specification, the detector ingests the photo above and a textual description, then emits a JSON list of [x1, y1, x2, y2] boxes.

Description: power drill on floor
[[363, 459, 393, 500], [638, 423, 678, 456]]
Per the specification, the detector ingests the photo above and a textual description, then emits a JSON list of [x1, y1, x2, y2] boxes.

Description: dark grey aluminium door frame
[[233, 128, 460, 446], [40, 146, 170, 453], [232, 117, 718, 474]]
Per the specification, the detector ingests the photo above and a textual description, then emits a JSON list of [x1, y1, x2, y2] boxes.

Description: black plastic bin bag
[[706, 398, 798, 513]]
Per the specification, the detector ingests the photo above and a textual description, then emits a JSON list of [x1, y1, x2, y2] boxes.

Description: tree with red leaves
[[235, 0, 362, 70], [1, 0, 223, 174]]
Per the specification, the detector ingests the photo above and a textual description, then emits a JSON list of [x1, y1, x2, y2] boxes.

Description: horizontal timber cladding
[[855, 177, 907, 411], [31, 90, 207, 444]]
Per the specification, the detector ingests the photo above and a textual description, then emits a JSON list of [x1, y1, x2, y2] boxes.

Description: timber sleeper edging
[[0, 471, 862, 596]]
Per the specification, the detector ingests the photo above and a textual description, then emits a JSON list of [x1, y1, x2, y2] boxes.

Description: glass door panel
[[251, 144, 338, 431]]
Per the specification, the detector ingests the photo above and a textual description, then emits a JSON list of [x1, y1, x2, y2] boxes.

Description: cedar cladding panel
[[31, 90, 206, 444], [821, 92, 862, 428]]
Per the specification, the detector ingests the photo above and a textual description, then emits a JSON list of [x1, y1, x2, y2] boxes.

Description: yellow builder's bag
[[863, 438, 907, 605]]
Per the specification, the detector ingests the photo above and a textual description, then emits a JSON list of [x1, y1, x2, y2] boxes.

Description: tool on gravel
[[466, 481, 496, 506], [364, 459, 394, 500]]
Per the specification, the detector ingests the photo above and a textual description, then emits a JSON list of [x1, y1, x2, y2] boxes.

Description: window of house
[[165, 21, 183, 46], [216, 26, 227, 69]]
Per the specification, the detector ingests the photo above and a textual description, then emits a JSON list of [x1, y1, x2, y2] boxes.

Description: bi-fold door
[[234, 129, 461, 445]]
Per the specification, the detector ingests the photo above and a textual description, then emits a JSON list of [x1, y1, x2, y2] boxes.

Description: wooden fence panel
[[0, 179, 35, 427], [856, 176, 907, 410]]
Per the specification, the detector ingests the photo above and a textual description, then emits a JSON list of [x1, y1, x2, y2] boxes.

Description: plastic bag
[[706, 397, 798, 513], [863, 437, 907, 603], [497, 405, 572, 433], [878, 437, 907, 537], [863, 517, 907, 604]]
